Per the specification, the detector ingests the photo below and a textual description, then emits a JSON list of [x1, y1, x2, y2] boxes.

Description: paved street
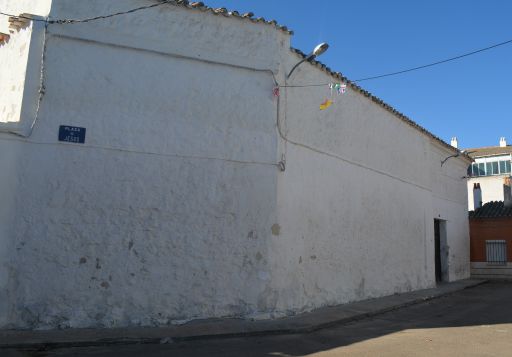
[[6, 282, 512, 357]]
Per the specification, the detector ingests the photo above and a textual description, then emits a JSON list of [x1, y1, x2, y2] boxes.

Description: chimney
[[500, 137, 507, 147], [505, 177, 512, 208], [473, 183, 482, 209], [450, 137, 458, 149]]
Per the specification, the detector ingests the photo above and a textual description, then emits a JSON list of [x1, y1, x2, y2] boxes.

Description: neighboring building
[[465, 137, 512, 210], [469, 194, 512, 279], [0, 0, 471, 330]]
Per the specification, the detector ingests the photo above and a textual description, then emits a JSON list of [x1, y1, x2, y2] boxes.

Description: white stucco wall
[[0, 20, 31, 124], [0, 0, 471, 329], [468, 176, 509, 211], [0, 11, 46, 136], [466, 155, 512, 210], [0, 0, 51, 328], [430, 144, 471, 280], [268, 55, 470, 313], [275, 62, 431, 306], [1, 0, 286, 329], [0, 2, 49, 127], [0, 0, 52, 17]]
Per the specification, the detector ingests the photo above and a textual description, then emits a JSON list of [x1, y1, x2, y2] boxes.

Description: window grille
[[486, 240, 507, 265]]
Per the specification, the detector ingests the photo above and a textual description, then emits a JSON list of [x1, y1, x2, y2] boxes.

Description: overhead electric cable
[[1, 4, 511, 84], [281, 37, 512, 87], [354, 37, 512, 82], [0, 11, 46, 22], [0, 0, 172, 24]]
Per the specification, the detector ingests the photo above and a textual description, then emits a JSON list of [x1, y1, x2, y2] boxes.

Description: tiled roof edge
[[290, 47, 467, 158], [465, 146, 512, 159], [160, 1, 467, 158], [466, 145, 512, 151], [469, 201, 512, 219], [159, 0, 293, 34]]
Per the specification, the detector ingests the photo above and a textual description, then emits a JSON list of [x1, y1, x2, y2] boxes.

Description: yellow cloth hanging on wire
[[320, 99, 333, 110]]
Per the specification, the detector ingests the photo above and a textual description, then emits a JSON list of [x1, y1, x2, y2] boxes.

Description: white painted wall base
[[471, 262, 512, 280]]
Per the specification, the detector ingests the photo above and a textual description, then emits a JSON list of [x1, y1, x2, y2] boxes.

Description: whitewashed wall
[[0, 20, 31, 124], [270, 54, 470, 313], [0, 0, 285, 329], [0, 0, 51, 17], [466, 155, 511, 210], [0, 0, 48, 131], [430, 144, 471, 280], [0, 0, 52, 328], [0, 0, 470, 329], [468, 176, 507, 211]]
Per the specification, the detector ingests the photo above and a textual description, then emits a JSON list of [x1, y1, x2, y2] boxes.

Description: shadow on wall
[[14, 282, 512, 356], [174, 282, 512, 356], [262, 282, 512, 356]]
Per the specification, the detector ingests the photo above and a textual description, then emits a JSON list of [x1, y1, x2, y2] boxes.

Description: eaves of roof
[[164, 0, 293, 34], [469, 201, 512, 219], [465, 146, 512, 159], [290, 49, 469, 159], [166, 1, 469, 160]]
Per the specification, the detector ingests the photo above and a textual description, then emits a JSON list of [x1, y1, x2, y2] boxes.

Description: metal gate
[[486, 240, 507, 265]]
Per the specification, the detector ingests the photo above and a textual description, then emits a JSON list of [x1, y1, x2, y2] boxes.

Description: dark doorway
[[434, 219, 442, 282]]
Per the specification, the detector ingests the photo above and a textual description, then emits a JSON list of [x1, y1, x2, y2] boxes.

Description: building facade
[[0, 0, 471, 330], [466, 137, 512, 211], [470, 199, 512, 279]]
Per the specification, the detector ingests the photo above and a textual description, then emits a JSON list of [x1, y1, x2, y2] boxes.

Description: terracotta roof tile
[[162, 1, 468, 157], [7, 15, 31, 32], [289, 48, 467, 157], [0, 33, 10, 45], [164, 1, 293, 34], [469, 201, 512, 219]]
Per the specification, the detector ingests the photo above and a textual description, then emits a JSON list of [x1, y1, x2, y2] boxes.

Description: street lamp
[[441, 150, 467, 167], [287, 42, 329, 79]]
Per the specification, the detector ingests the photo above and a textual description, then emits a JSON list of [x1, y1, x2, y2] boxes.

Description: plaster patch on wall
[[258, 271, 270, 281], [242, 255, 253, 268], [271, 224, 280, 236]]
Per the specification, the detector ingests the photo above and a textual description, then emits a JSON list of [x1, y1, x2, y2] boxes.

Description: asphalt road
[[7, 281, 512, 357]]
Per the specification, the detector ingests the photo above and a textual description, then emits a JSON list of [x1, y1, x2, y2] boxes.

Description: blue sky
[[206, 0, 512, 149]]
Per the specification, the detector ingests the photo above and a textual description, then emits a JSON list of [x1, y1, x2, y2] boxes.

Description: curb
[[1, 279, 488, 350]]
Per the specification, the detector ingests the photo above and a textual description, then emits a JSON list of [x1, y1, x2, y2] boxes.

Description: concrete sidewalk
[[0, 279, 486, 350]]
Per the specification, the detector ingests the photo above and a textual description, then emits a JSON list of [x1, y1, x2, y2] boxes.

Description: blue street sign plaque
[[58, 125, 86, 144]]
